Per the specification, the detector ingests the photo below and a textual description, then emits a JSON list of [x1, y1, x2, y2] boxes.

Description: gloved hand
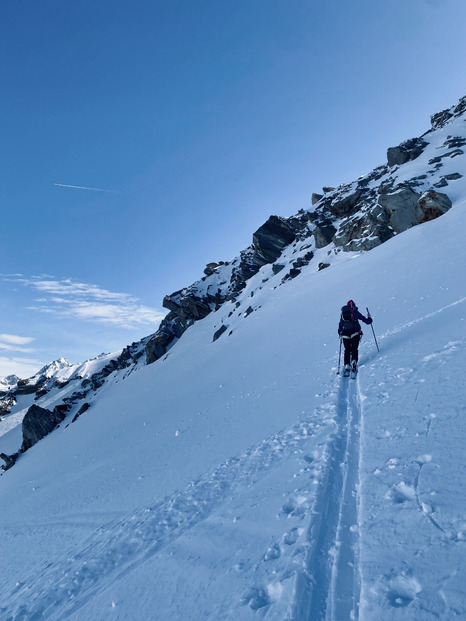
[[367, 317, 373, 324]]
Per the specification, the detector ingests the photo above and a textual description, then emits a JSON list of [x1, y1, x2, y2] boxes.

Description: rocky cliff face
[[145, 95, 465, 365], [1, 94, 465, 469]]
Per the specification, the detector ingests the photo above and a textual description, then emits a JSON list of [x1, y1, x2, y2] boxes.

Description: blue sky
[[1, 0, 466, 377]]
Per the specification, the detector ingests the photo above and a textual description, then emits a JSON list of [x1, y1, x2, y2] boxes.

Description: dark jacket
[[338, 305, 372, 337]]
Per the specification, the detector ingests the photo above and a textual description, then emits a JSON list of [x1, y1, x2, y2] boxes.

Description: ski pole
[[337, 337, 342, 374], [366, 307, 380, 352]]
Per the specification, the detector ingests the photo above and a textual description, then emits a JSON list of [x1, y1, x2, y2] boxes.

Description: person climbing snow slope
[[338, 299, 373, 376]]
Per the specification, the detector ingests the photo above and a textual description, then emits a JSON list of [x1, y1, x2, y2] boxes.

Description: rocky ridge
[[145, 95, 465, 364], [1, 94, 465, 470]]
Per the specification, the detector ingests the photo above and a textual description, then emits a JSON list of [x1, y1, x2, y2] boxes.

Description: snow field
[[0, 193, 465, 619]]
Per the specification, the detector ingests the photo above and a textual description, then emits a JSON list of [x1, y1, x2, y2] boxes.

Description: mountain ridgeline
[[1, 94, 465, 470]]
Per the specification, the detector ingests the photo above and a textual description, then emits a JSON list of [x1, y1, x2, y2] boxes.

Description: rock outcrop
[[387, 137, 428, 168], [21, 404, 66, 452], [252, 216, 297, 264], [418, 190, 452, 223]]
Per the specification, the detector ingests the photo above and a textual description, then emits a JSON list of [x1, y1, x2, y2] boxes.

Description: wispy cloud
[[0, 356, 44, 379], [0, 333, 36, 354], [4, 276, 165, 329], [54, 183, 118, 193]]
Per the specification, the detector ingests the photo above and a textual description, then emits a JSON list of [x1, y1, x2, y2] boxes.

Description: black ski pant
[[342, 333, 361, 365]]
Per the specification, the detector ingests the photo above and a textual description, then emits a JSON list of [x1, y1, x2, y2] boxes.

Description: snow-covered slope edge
[[0, 183, 465, 617]]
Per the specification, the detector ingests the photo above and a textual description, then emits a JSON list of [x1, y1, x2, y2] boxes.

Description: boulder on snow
[[387, 138, 428, 168], [212, 324, 228, 342], [0, 452, 19, 471], [377, 188, 452, 234], [377, 188, 423, 234], [418, 190, 452, 223], [21, 404, 66, 452], [311, 192, 323, 205]]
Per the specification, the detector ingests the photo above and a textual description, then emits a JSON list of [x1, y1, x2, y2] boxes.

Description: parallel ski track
[[1, 417, 326, 621], [293, 374, 362, 621]]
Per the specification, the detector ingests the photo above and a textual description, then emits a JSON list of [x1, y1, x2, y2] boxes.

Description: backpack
[[341, 305, 354, 322], [340, 304, 359, 332]]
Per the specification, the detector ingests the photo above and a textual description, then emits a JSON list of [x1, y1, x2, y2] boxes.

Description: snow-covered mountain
[[1, 96, 465, 620]]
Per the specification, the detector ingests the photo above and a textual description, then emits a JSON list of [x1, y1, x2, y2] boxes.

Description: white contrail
[[54, 183, 117, 193]]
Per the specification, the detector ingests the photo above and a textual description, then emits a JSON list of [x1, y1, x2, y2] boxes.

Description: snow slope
[[0, 178, 465, 619]]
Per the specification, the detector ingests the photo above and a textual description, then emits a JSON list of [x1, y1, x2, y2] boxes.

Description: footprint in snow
[[282, 527, 300, 546], [386, 482, 416, 504], [241, 587, 271, 611]]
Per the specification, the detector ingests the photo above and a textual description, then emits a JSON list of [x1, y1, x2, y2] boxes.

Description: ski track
[[1, 415, 329, 621], [292, 373, 362, 621]]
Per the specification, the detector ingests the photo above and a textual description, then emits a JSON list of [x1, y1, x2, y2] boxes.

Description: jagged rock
[[146, 331, 170, 364], [0, 452, 19, 471], [204, 262, 221, 276], [53, 403, 72, 417], [418, 191, 452, 223], [387, 146, 410, 167], [272, 263, 285, 275], [387, 138, 428, 168], [16, 378, 41, 396], [430, 96, 466, 129], [431, 109, 454, 129], [252, 216, 296, 263], [21, 405, 66, 452], [369, 204, 389, 224], [429, 149, 464, 166], [328, 190, 362, 218], [0, 396, 15, 416], [313, 222, 337, 248], [444, 136, 466, 149], [311, 193, 323, 205], [333, 215, 394, 251], [163, 291, 212, 319], [171, 316, 188, 338], [378, 188, 423, 234], [293, 252, 314, 269], [318, 262, 330, 271], [72, 402, 90, 423], [322, 186, 335, 193], [213, 325, 228, 342], [282, 267, 301, 281]]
